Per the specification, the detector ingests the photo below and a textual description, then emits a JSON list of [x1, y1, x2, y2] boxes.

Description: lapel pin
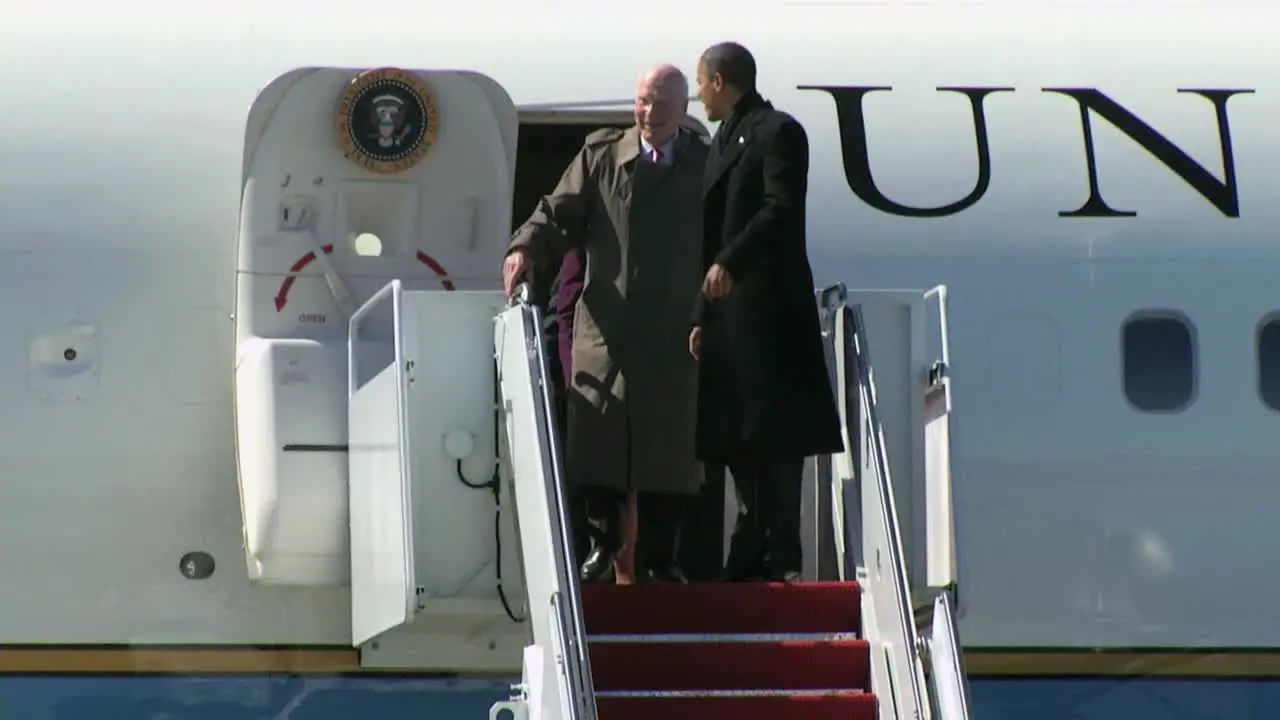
[[738, 136, 745, 144]]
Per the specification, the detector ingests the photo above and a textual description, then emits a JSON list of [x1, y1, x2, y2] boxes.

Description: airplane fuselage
[[1, 2, 1277, 718]]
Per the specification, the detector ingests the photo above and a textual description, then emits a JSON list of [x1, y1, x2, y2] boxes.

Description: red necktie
[[649, 147, 663, 164]]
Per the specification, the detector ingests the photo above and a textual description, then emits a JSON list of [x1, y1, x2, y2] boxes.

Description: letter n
[[1044, 88, 1254, 218]]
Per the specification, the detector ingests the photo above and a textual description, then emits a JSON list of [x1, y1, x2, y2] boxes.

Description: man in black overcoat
[[689, 41, 844, 582]]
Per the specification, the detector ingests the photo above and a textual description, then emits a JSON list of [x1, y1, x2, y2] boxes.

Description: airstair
[[484, 283, 972, 720]]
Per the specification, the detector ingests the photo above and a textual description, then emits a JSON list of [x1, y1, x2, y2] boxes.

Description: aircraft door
[[231, 65, 518, 658], [346, 280, 416, 645]]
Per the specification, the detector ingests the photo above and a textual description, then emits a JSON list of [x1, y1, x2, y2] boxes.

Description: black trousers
[[636, 492, 686, 573], [552, 341, 686, 577], [574, 486, 623, 557], [571, 486, 686, 575], [679, 463, 728, 582], [722, 454, 805, 579]]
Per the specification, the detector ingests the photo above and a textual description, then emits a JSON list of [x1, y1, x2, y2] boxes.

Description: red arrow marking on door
[[416, 250, 456, 291], [273, 246, 455, 312], [274, 244, 334, 311]]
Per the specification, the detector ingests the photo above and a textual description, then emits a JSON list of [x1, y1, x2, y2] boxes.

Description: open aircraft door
[[347, 281, 418, 646], [235, 66, 525, 667]]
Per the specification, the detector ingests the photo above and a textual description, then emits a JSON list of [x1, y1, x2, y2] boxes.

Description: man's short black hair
[[700, 42, 757, 93]]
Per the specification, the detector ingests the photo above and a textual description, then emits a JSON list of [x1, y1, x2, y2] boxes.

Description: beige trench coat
[[509, 126, 709, 496]]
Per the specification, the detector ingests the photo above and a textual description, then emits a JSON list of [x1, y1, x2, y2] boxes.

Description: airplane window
[[1122, 315, 1195, 412], [1257, 317, 1280, 411]]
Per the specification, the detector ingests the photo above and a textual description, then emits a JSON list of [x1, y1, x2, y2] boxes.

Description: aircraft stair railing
[[490, 284, 596, 720], [922, 590, 972, 720], [817, 283, 971, 720], [920, 287, 956, 603], [917, 286, 970, 720]]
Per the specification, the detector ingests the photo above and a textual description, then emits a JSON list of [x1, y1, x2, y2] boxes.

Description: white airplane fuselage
[[1, 2, 1277, 718]]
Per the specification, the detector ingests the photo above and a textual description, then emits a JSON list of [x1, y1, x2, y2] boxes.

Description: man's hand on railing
[[507, 283, 531, 308], [503, 249, 533, 298]]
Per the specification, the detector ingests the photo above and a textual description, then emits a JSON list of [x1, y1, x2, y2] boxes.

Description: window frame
[[1120, 310, 1198, 414], [1256, 312, 1280, 412]]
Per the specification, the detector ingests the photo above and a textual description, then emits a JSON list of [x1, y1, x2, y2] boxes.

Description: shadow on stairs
[[581, 581, 876, 720]]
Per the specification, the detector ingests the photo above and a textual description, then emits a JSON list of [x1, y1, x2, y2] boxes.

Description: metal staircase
[[817, 284, 969, 720], [489, 285, 595, 720], [487, 283, 971, 720]]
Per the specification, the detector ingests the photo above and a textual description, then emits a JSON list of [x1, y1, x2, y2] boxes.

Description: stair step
[[589, 632, 859, 643], [595, 691, 877, 720], [582, 581, 861, 635], [589, 639, 871, 692]]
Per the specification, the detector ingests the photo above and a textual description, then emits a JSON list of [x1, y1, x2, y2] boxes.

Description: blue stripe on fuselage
[[0, 675, 1277, 719]]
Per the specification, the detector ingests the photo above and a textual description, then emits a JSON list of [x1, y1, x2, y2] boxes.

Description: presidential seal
[[335, 68, 437, 174]]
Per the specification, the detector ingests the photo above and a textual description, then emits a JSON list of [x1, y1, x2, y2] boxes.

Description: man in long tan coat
[[503, 64, 708, 584]]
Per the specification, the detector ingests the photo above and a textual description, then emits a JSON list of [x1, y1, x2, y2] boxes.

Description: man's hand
[[688, 326, 702, 361], [701, 263, 733, 300], [502, 250, 532, 298]]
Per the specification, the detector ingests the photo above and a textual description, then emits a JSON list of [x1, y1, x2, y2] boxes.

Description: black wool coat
[[693, 94, 844, 462]]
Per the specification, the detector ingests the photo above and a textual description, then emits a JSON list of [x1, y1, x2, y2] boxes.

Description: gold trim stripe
[[966, 650, 1280, 678], [0, 648, 365, 674]]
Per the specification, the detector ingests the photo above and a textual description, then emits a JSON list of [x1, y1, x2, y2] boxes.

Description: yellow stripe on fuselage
[[966, 649, 1280, 678], [4, 646, 1280, 678], [0, 647, 366, 674]]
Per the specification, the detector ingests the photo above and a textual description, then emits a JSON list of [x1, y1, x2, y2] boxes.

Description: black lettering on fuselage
[[1044, 88, 1253, 218], [802, 85, 1254, 218], [800, 86, 1012, 218]]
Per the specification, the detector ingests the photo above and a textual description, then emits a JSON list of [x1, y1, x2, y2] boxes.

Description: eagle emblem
[[370, 94, 412, 149], [335, 68, 437, 175]]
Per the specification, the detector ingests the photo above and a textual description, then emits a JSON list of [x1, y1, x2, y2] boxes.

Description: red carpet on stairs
[[581, 581, 875, 720]]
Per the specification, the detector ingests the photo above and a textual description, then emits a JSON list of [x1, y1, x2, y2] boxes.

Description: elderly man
[[503, 64, 709, 584]]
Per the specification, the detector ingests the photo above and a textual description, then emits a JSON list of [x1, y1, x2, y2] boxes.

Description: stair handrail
[[848, 299, 932, 720], [500, 283, 597, 720], [924, 590, 972, 720], [819, 284, 931, 720], [921, 285, 958, 605]]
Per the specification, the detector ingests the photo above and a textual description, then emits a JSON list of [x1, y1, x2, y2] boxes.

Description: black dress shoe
[[721, 534, 767, 582], [580, 546, 616, 582], [719, 555, 768, 582]]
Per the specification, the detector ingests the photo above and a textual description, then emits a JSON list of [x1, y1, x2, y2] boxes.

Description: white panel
[[235, 337, 350, 585], [922, 286, 957, 593], [841, 290, 925, 586], [356, 289, 523, 672], [348, 282, 415, 646], [495, 302, 595, 719], [402, 290, 508, 599]]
